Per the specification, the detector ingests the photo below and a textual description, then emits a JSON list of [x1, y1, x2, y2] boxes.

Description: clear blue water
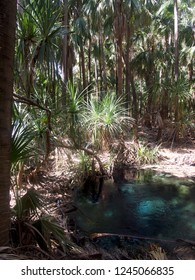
[[75, 171, 195, 241]]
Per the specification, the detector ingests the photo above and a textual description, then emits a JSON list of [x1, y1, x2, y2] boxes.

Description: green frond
[[11, 120, 35, 166], [33, 216, 75, 251], [136, 142, 159, 165], [82, 93, 134, 149], [13, 188, 43, 220]]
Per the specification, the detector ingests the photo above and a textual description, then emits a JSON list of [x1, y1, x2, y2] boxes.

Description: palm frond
[[13, 188, 43, 219], [82, 93, 134, 149], [33, 216, 75, 251], [11, 120, 35, 166]]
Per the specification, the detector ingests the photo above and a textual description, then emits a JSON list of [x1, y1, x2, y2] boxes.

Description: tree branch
[[13, 93, 51, 114], [56, 139, 106, 175]]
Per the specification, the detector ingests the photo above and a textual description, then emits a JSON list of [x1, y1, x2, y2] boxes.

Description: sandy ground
[[143, 147, 195, 178]]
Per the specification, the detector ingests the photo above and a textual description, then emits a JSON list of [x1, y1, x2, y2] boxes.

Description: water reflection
[[75, 170, 195, 241]]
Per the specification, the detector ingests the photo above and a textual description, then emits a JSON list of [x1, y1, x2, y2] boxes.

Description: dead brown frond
[[147, 243, 168, 260], [174, 240, 195, 260]]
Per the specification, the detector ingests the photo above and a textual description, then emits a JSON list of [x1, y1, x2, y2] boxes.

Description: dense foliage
[[14, 0, 195, 148]]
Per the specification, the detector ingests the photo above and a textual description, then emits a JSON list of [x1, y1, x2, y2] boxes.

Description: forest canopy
[[15, 0, 195, 138]]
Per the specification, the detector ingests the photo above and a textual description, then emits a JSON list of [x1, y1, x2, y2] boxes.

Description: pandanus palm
[[83, 93, 135, 150], [16, 0, 66, 103]]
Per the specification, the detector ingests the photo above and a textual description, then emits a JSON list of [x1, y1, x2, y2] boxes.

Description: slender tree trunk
[[116, 37, 123, 97], [0, 0, 17, 246], [188, 62, 193, 81], [80, 43, 87, 90], [100, 32, 107, 94], [130, 71, 137, 120], [98, 35, 103, 97], [87, 33, 92, 101], [174, 0, 179, 82], [125, 19, 131, 111], [61, 0, 68, 107], [161, 32, 170, 120], [145, 75, 153, 128], [130, 70, 139, 141], [114, 0, 124, 97], [98, 30, 107, 99], [94, 58, 99, 94], [144, 39, 156, 128], [51, 61, 56, 105], [174, 0, 179, 140]]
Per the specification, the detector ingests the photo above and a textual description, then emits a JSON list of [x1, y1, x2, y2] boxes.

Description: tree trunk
[[98, 35, 103, 97], [114, 0, 124, 98], [87, 32, 92, 101], [61, 0, 69, 107], [98, 30, 107, 99], [130, 70, 139, 141], [116, 37, 123, 97], [145, 74, 153, 128], [174, 0, 179, 82], [174, 0, 179, 140], [80, 42, 87, 91], [161, 32, 170, 120], [0, 0, 17, 246], [125, 18, 131, 111], [99, 31, 107, 94], [188, 62, 193, 81]]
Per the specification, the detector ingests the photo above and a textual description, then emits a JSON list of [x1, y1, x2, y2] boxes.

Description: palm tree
[[0, 0, 17, 246], [16, 0, 65, 101]]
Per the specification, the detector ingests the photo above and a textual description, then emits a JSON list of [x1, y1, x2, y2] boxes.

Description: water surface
[[75, 170, 195, 241]]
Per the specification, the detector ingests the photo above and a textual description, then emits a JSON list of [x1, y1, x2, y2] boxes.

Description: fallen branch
[[176, 239, 195, 246], [90, 232, 176, 243]]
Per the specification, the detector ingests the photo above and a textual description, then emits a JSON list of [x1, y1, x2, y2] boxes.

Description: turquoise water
[[75, 171, 195, 241]]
